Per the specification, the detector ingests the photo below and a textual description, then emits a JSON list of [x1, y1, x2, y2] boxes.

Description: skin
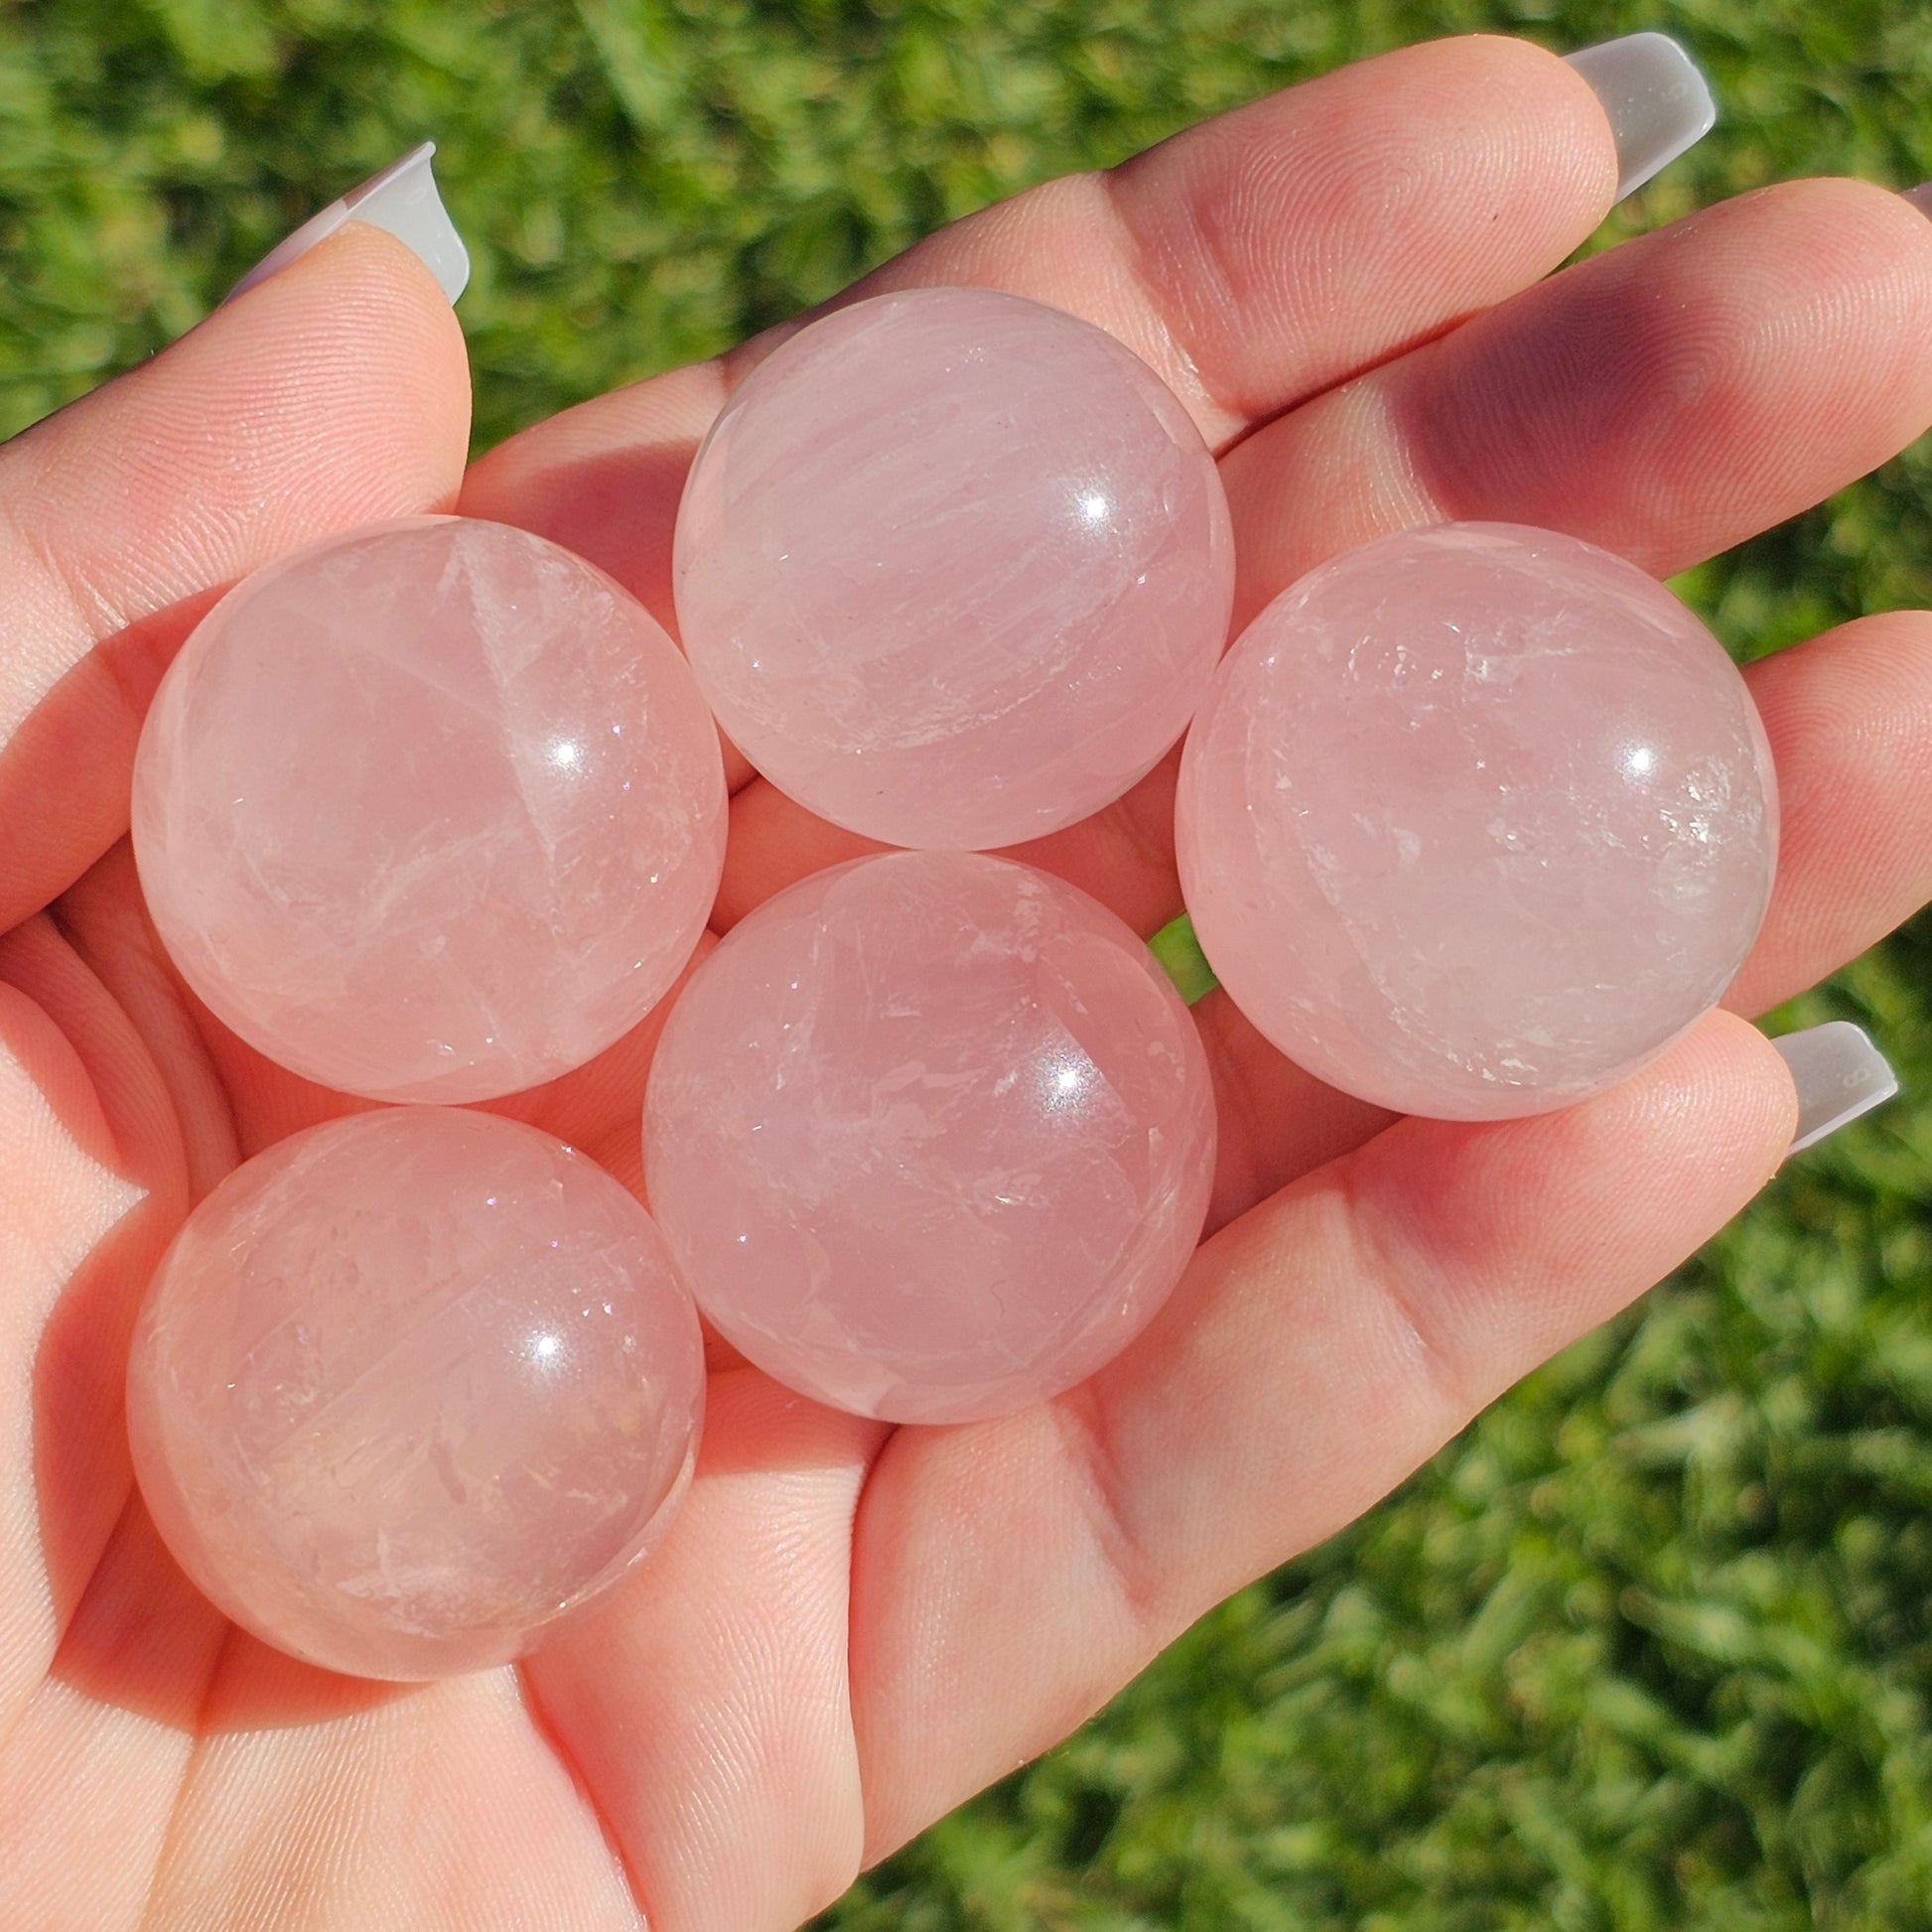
[[3, 32, 1932, 1929]]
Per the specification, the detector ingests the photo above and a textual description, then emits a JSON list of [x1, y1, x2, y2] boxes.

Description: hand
[[4, 33, 1930, 1930]]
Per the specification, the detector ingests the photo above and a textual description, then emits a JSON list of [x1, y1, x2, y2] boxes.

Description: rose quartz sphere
[[672, 287, 1235, 850], [1176, 522, 1778, 1120], [126, 1108, 706, 1681], [643, 852, 1217, 1422], [133, 516, 727, 1103]]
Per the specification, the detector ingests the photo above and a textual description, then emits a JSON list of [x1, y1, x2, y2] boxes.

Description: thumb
[[0, 211, 471, 931]]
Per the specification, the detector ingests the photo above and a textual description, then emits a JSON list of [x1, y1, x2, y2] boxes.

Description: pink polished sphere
[[1176, 522, 1778, 1120], [643, 852, 1217, 1422], [127, 1108, 706, 1680], [133, 516, 727, 1103], [673, 287, 1235, 850]]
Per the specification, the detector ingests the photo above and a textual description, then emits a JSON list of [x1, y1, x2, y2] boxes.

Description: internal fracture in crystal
[[674, 287, 1234, 850], [643, 851, 1217, 1422], [127, 1107, 706, 1680], [1175, 521, 1778, 1119], [133, 515, 727, 1103]]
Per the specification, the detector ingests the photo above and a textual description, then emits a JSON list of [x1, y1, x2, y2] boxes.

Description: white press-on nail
[[1565, 32, 1718, 204], [1771, 1021, 1899, 1156], [225, 141, 470, 306]]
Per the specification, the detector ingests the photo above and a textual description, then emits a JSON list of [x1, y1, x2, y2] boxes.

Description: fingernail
[[1565, 32, 1718, 204], [224, 141, 470, 306], [1771, 1021, 1899, 1156], [1903, 183, 1932, 218]]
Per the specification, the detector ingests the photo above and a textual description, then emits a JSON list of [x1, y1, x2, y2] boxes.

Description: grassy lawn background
[[4, 1, 1931, 1924]]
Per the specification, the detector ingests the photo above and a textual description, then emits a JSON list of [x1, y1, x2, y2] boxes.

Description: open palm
[[5, 35, 1932, 1930]]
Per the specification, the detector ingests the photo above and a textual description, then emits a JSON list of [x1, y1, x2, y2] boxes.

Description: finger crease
[[1334, 1160, 1489, 1424], [1090, 170, 1242, 434], [1052, 1380, 1171, 1641]]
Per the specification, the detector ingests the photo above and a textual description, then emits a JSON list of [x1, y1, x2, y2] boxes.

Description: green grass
[[5, 1, 1932, 1923]]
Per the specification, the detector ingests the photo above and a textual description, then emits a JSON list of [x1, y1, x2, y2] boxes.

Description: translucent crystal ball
[[673, 287, 1235, 850], [126, 1108, 706, 1681], [1175, 522, 1778, 1120], [643, 852, 1217, 1422], [133, 516, 728, 1103]]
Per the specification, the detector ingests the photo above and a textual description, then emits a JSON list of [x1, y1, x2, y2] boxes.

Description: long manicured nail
[[225, 141, 470, 305], [1565, 32, 1718, 204], [1903, 183, 1932, 218], [1771, 1021, 1899, 1156]]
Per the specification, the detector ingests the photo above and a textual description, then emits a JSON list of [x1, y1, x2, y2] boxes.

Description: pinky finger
[[845, 1010, 1796, 1859]]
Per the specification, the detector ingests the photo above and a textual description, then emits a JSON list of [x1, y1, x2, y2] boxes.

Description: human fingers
[[1725, 610, 1932, 1018], [459, 34, 1623, 634], [0, 222, 470, 934], [720, 174, 1932, 915], [522, 1373, 886, 1932], [1223, 176, 1932, 616], [711, 180, 1932, 948], [797, 33, 1623, 447], [0, 916, 186, 1740], [845, 1009, 1795, 1858], [1182, 183, 1932, 1212], [715, 179, 1932, 1230]]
